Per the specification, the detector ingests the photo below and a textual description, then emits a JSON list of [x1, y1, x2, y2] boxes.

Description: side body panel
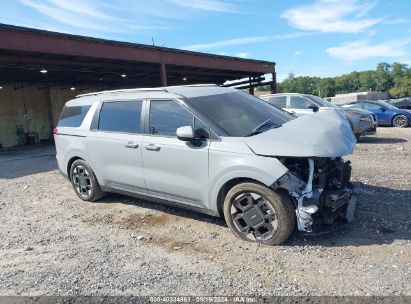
[[142, 135, 210, 208], [208, 137, 289, 213], [86, 131, 146, 194]]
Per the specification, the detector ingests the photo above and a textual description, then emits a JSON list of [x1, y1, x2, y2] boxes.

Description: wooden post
[[248, 77, 254, 95], [160, 62, 167, 87], [270, 72, 277, 93]]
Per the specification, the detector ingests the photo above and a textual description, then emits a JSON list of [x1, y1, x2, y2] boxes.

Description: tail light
[[345, 110, 357, 116], [53, 127, 59, 135]]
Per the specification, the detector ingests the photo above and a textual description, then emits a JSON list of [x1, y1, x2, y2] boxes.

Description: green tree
[[389, 76, 411, 98], [318, 78, 336, 97]]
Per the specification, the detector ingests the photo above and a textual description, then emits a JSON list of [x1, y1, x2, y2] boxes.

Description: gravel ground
[[0, 128, 410, 296]]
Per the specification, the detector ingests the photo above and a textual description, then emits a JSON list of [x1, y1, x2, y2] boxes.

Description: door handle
[[124, 142, 139, 149], [145, 144, 161, 151]]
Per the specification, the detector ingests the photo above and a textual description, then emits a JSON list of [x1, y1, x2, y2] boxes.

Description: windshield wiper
[[246, 119, 281, 137]]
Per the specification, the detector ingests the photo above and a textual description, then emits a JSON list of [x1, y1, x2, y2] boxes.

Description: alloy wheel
[[393, 115, 408, 128], [72, 165, 92, 198], [230, 192, 278, 241]]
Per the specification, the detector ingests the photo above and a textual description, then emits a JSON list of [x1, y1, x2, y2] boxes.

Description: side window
[[267, 96, 287, 108], [149, 100, 193, 137], [58, 105, 91, 127], [363, 103, 382, 110], [98, 101, 142, 133], [289, 96, 314, 109], [343, 104, 361, 109]]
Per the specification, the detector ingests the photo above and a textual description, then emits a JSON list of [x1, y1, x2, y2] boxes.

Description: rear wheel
[[70, 159, 105, 201], [223, 182, 296, 245], [392, 115, 408, 128]]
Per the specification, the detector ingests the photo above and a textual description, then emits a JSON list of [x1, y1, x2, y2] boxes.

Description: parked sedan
[[260, 93, 377, 139], [389, 98, 411, 110], [342, 100, 411, 128]]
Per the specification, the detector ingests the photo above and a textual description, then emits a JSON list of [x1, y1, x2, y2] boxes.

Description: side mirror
[[308, 104, 319, 112], [380, 107, 386, 112], [176, 126, 195, 141]]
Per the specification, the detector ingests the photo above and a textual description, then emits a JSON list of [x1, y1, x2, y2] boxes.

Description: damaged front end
[[272, 157, 356, 234]]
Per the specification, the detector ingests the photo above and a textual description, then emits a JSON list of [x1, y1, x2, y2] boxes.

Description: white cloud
[[282, 0, 381, 33], [19, 0, 165, 33], [234, 52, 249, 58], [294, 51, 303, 56], [48, 0, 112, 19], [181, 32, 315, 51], [326, 39, 411, 61], [167, 0, 239, 12]]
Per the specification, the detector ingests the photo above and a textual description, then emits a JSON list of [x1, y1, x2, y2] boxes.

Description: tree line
[[261, 62, 411, 98]]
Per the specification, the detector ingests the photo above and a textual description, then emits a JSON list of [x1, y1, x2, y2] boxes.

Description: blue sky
[[1, 0, 411, 81]]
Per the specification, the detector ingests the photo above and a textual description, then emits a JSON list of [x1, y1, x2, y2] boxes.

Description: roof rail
[[76, 84, 218, 98], [76, 87, 167, 98]]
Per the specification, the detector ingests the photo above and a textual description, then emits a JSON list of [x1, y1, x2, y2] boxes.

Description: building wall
[[0, 84, 51, 147], [330, 92, 389, 105], [0, 85, 104, 148]]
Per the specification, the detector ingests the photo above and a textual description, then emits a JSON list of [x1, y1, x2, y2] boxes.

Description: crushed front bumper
[[273, 158, 356, 235], [297, 187, 356, 235]]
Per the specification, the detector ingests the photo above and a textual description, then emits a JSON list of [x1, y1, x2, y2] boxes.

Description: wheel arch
[[215, 177, 267, 217]]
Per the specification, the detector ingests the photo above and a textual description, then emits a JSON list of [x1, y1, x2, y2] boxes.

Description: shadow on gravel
[[95, 182, 410, 248], [358, 136, 407, 144], [286, 182, 411, 247], [0, 155, 57, 179], [0, 145, 57, 179], [97, 193, 227, 227]]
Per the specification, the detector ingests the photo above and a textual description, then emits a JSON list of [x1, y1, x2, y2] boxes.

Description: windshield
[[186, 91, 292, 137], [306, 95, 338, 108]]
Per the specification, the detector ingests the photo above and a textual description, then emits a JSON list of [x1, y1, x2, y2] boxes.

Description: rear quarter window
[[58, 105, 91, 127]]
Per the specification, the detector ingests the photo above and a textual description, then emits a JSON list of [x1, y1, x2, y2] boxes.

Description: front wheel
[[223, 183, 296, 245], [70, 159, 105, 201], [392, 115, 408, 128]]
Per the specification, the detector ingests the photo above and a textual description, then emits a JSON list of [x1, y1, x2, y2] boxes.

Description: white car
[[260, 93, 377, 139]]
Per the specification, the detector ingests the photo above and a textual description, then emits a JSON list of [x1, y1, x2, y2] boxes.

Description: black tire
[[223, 182, 296, 245], [355, 133, 361, 141], [70, 159, 105, 201], [392, 115, 409, 128]]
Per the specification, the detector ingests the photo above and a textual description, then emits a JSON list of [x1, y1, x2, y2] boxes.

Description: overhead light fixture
[[40, 69, 48, 74], [0, 86, 3, 90], [70, 87, 76, 91], [121, 74, 127, 78], [182, 77, 187, 81]]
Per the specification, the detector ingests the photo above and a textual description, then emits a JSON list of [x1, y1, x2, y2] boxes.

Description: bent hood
[[245, 109, 356, 158]]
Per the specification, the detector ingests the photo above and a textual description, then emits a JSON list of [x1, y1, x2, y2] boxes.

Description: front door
[[363, 102, 391, 125], [86, 100, 146, 195], [142, 99, 209, 208]]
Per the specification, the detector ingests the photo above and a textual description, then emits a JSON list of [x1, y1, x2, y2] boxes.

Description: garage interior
[[0, 24, 276, 148]]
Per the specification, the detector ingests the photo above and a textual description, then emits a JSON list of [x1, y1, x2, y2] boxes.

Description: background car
[[260, 93, 377, 139], [342, 100, 411, 128], [388, 98, 411, 110]]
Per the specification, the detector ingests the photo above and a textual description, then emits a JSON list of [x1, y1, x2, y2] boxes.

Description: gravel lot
[[0, 128, 410, 296]]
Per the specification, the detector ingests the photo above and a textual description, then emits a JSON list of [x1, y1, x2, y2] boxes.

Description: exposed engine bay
[[272, 157, 356, 234]]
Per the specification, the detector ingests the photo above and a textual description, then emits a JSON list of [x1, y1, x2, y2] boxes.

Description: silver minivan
[[55, 85, 356, 245]]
